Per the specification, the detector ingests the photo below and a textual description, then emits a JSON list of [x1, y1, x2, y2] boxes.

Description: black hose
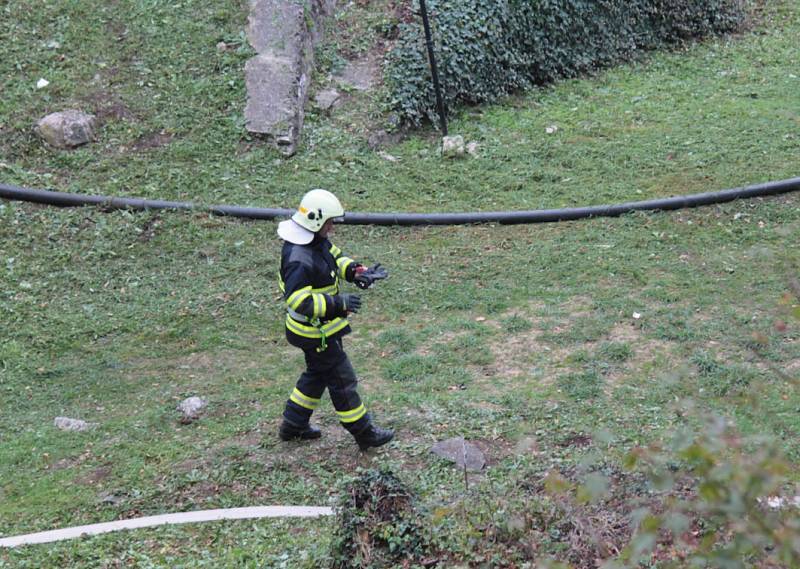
[[1, 177, 799, 226]]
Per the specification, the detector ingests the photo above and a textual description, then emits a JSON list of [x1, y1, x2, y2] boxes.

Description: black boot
[[353, 424, 395, 451], [279, 420, 322, 441]]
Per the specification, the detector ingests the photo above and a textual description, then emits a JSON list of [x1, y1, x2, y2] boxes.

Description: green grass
[[1, 0, 800, 566]]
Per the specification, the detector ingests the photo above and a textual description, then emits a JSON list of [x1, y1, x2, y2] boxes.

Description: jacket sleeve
[[328, 242, 361, 282], [283, 261, 345, 320]]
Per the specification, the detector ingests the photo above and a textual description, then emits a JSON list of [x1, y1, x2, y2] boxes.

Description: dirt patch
[[173, 458, 204, 474], [461, 303, 583, 395], [558, 432, 593, 448], [471, 436, 517, 467], [248, 419, 368, 476], [608, 321, 675, 356], [512, 467, 700, 569], [603, 322, 677, 390], [178, 352, 217, 370], [220, 429, 264, 450], [559, 295, 595, 318], [128, 131, 174, 153], [477, 333, 573, 396], [125, 347, 272, 382], [486, 333, 543, 376], [98, 101, 136, 122], [50, 456, 82, 471], [172, 428, 268, 475], [606, 321, 640, 344], [75, 465, 112, 486], [465, 400, 504, 413], [702, 339, 754, 362], [136, 215, 162, 242], [82, 90, 137, 122], [415, 329, 468, 357], [173, 480, 222, 505]]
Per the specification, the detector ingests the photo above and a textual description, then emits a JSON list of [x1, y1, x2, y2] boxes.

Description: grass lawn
[[1, 0, 799, 566]]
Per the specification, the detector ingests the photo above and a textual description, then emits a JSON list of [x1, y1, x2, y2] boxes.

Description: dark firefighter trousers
[[282, 337, 370, 434]]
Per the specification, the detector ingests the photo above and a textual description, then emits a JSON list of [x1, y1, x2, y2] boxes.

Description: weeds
[[330, 468, 426, 569]]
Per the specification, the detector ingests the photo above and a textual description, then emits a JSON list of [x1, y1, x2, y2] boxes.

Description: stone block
[[314, 88, 341, 112], [245, 0, 337, 154], [247, 0, 306, 56], [245, 54, 308, 155], [441, 134, 465, 158], [36, 110, 96, 148]]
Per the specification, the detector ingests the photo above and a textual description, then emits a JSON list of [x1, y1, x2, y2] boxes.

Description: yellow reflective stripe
[[330, 244, 342, 257], [313, 282, 338, 294], [289, 292, 311, 310], [321, 317, 348, 336], [337, 404, 366, 423], [278, 274, 285, 293], [285, 315, 348, 338], [336, 257, 354, 277], [311, 294, 319, 319], [286, 286, 312, 310], [311, 293, 327, 319], [286, 315, 319, 338], [290, 388, 320, 410], [286, 286, 336, 315]]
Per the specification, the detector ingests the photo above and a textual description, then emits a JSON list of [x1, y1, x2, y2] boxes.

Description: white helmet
[[291, 189, 344, 232]]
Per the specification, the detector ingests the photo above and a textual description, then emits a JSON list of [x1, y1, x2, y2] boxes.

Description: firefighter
[[276, 189, 394, 450]]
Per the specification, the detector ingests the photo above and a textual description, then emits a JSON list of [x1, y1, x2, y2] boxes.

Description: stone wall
[[244, 0, 336, 156]]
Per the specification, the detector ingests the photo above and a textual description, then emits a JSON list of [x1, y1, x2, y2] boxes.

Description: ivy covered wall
[[384, 0, 749, 126]]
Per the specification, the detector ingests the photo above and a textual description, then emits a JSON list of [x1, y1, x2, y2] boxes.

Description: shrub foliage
[[384, 0, 749, 125], [330, 468, 427, 568]]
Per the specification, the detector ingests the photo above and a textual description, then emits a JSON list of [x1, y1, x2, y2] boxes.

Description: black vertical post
[[419, 0, 447, 136]]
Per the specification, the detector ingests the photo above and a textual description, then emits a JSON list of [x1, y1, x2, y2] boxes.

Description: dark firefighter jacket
[[278, 235, 360, 351]]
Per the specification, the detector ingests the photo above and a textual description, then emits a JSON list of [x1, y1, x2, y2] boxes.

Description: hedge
[[384, 0, 749, 126]]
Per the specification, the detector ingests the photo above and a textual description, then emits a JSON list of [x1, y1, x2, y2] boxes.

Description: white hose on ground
[[0, 506, 333, 548]]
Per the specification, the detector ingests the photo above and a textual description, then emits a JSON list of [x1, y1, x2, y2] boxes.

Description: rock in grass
[[177, 396, 207, 422], [36, 110, 96, 148], [367, 128, 404, 150], [431, 437, 485, 471], [54, 416, 96, 432], [314, 88, 341, 112], [441, 135, 465, 158]]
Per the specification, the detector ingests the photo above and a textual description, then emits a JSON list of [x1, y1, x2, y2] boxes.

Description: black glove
[[340, 293, 362, 314], [354, 263, 389, 290]]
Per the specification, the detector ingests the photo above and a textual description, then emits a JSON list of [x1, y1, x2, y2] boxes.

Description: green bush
[[329, 469, 427, 569], [385, 0, 748, 125]]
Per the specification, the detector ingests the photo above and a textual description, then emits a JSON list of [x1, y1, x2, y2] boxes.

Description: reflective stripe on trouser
[[282, 337, 370, 434], [289, 387, 321, 410]]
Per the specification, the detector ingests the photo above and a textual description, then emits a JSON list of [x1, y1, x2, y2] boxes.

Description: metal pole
[[418, 0, 447, 136]]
